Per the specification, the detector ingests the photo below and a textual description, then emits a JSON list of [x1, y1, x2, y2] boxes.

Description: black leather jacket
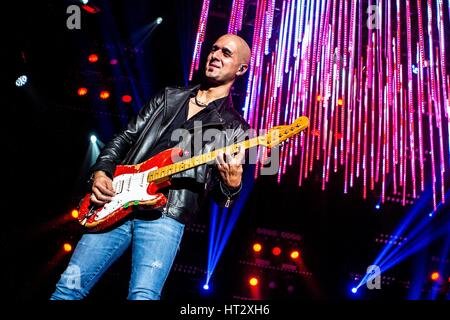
[[90, 85, 250, 224]]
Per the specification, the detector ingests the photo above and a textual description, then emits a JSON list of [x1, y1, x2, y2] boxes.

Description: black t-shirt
[[133, 92, 230, 218], [144, 92, 227, 159]]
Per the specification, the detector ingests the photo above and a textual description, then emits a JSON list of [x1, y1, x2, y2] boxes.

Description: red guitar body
[[78, 148, 183, 231]]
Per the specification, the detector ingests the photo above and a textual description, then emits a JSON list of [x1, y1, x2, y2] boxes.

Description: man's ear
[[237, 64, 248, 75]]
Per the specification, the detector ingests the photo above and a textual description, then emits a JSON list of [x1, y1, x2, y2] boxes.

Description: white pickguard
[[94, 167, 159, 221]]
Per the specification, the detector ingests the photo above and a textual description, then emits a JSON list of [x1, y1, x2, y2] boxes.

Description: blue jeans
[[50, 215, 184, 300]]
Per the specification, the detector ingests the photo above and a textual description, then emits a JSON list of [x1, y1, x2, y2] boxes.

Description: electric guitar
[[78, 116, 309, 231]]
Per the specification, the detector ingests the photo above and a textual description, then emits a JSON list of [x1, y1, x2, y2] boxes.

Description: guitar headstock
[[258, 116, 309, 148]]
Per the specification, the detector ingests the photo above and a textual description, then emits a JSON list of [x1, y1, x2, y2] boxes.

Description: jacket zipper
[[164, 190, 173, 213]]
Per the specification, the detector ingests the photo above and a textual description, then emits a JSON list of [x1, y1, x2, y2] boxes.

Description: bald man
[[51, 34, 252, 300]]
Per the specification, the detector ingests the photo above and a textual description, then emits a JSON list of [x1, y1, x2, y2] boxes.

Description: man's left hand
[[215, 147, 245, 188]]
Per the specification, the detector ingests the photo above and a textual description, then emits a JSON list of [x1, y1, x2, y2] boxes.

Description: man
[[51, 34, 251, 300]]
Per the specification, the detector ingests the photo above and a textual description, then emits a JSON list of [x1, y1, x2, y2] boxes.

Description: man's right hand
[[90, 171, 115, 206]]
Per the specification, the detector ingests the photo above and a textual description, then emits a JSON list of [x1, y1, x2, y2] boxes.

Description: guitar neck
[[148, 136, 260, 181]]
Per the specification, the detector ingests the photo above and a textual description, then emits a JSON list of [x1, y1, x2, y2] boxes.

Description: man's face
[[204, 36, 244, 85]]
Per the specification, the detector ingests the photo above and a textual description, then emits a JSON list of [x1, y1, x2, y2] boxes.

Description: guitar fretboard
[[147, 137, 260, 182]]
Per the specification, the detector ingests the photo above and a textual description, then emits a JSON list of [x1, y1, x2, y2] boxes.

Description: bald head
[[216, 34, 251, 65], [204, 34, 251, 85]]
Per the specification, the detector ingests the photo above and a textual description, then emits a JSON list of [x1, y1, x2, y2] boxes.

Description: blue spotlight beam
[[378, 213, 435, 268], [356, 218, 450, 290], [357, 219, 450, 291], [132, 23, 159, 49], [381, 220, 450, 273], [210, 207, 228, 268], [206, 205, 219, 284], [210, 207, 244, 272], [373, 186, 433, 267], [357, 187, 450, 291], [205, 167, 255, 286], [377, 188, 450, 269]]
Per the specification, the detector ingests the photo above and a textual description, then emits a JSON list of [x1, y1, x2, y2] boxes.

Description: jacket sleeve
[[207, 121, 250, 208], [89, 88, 166, 178]]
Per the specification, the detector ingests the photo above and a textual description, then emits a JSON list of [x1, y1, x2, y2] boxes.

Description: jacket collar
[[163, 84, 232, 130]]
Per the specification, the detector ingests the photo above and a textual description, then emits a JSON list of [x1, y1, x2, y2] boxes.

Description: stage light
[[71, 209, 79, 219], [272, 246, 281, 256], [338, 98, 343, 106], [15, 75, 28, 87], [375, 204, 380, 210], [202, 284, 209, 290], [249, 277, 258, 286], [156, 17, 163, 24], [316, 95, 321, 102], [110, 58, 118, 65], [81, 3, 100, 14], [63, 243, 72, 252], [351, 287, 358, 294], [252, 243, 262, 253], [122, 95, 132, 103], [77, 87, 88, 96], [99, 90, 110, 100], [80, 0, 89, 4], [431, 272, 440, 281], [90, 135, 97, 144], [88, 54, 99, 63], [290, 250, 300, 259]]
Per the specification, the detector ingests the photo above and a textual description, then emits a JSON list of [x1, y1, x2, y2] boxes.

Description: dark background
[[4, 0, 449, 301]]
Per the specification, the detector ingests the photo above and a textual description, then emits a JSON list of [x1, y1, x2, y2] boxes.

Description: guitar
[[78, 116, 309, 231]]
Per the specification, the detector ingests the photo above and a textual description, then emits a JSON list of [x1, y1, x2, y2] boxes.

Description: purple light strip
[[189, 0, 210, 81], [370, 31, 375, 192], [437, 0, 449, 200], [416, 43, 425, 192], [392, 36, 398, 195], [426, 66, 438, 211], [363, 50, 369, 199], [236, 0, 245, 32], [402, 90, 407, 206], [334, 0, 342, 174], [406, 0, 417, 199], [293, 0, 303, 56], [285, 0, 295, 73], [227, 0, 245, 34], [355, 0, 363, 179], [375, 2, 384, 186], [228, 0, 238, 34], [427, 0, 439, 209], [189, 0, 211, 81], [265, 0, 276, 54], [434, 46, 446, 205], [382, 88, 387, 203], [437, 0, 449, 119]]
